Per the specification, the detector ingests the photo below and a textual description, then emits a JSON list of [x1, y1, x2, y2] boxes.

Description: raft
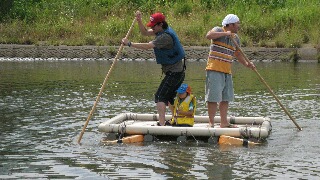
[[98, 113, 272, 143]]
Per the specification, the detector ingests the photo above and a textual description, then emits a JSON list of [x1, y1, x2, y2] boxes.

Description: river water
[[0, 58, 319, 179]]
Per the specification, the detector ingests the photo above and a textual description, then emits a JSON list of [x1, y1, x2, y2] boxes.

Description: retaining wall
[[0, 44, 318, 61]]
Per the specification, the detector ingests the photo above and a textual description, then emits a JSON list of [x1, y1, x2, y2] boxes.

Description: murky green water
[[0, 58, 319, 179]]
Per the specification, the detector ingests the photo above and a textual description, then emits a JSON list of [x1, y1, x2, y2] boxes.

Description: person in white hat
[[205, 14, 255, 128]]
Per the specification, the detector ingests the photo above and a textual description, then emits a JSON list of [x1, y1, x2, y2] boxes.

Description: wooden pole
[[230, 36, 302, 131], [77, 18, 137, 144]]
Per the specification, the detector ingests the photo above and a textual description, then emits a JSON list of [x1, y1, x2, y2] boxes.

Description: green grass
[[0, 0, 319, 48]]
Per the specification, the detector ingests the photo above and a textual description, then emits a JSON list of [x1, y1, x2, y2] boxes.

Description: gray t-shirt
[[152, 33, 184, 73], [212, 26, 240, 47]]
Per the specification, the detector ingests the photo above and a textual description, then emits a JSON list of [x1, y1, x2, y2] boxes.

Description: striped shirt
[[206, 27, 240, 74]]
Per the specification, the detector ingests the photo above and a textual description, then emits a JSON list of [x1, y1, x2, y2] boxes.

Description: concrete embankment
[[0, 44, 318, 61]]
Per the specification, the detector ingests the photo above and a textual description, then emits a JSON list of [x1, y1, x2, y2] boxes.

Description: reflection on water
[[0, 59, 319, 179]]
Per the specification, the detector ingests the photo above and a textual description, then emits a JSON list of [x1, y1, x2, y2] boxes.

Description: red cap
[[146, 12, 165, 27]]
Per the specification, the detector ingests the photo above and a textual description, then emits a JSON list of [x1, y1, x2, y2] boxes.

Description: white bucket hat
[[222, 14, 239, 26]]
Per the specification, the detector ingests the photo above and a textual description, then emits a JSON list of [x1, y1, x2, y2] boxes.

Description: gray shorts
[[205, 71, 234, 102]]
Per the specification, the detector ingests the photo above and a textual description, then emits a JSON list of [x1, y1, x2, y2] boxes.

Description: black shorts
[[155, 71, 185, 106]]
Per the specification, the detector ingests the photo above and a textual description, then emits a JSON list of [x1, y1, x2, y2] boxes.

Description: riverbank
[[0, 44, 318, 62], [1, 1, 319, 49]]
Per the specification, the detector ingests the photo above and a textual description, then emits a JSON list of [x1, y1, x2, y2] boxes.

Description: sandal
[[207, 121, 215, 128], [207, 124, 214, 128], [156, 122, 163, 126], [220, 124, 238, 128], [165, 120, 171, 126], [157, 120, 171, 126]]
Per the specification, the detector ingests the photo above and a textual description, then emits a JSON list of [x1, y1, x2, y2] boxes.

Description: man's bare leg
[[208, 102, 218, 127], [219, 101, 229, 127], [157, 102, 166, 126]]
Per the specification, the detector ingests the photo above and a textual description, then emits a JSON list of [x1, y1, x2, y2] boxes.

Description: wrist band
[[128, 41, 131, 47]]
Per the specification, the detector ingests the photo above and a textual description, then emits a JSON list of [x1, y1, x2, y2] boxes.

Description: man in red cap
[[122, 11, 186, 126]]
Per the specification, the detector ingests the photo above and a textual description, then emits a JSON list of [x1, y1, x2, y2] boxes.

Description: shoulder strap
[[191, 95, 196, 115]]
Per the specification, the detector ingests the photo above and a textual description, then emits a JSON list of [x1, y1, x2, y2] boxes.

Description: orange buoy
[[101, 135, 144, 144], [218, 135, 259, 146]]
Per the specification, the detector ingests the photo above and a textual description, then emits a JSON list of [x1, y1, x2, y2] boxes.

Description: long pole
[[230, 37, 302, 131], [77, 18, 137, 144]]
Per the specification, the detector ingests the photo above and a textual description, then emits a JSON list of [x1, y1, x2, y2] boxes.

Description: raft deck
[[98, 113, 272, 139]]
